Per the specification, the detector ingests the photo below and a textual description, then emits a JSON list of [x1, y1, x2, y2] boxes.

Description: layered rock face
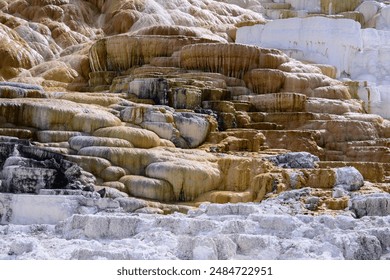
[[1, 37, 388, 208], [237, 2, 390, 118], [0, 138, 96, 194], [0, 0, 264, 83], [0, 0, 390, 260]]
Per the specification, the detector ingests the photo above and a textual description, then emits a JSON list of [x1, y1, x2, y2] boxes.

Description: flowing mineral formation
[[0, 0, 390, 260], [237, 1, 390, 118]]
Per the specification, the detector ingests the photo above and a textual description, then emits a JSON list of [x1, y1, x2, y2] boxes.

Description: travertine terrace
[[1, 0, 390, 260]]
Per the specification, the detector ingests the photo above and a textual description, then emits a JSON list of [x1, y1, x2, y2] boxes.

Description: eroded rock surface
[[1, 194, 390, 260], [0, 139, 95, 194]]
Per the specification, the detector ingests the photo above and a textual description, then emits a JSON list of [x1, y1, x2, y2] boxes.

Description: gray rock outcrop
[[0, 139, 95, 194], [350, 194, 390, 218]]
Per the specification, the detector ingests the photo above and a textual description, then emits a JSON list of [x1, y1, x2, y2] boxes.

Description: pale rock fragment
[[334, 166, 364, 191], [173, 112, 210, 148]]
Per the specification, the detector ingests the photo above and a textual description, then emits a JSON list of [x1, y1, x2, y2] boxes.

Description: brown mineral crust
[[0, 24, 42, 79], [244, 69, 286, 94], [89, 35, 219, 72], [131, 25, 226, 42], [179, 43, 288, 79], [0, 98, 121, 133], [321, 0, 362, 14]]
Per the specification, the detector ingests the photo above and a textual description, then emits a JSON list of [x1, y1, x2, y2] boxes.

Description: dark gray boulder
[[268, 152, 319, 169]]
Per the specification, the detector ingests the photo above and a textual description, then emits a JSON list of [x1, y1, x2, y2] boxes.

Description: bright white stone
[[1, 194, 390, 260], [237, 16, 390, 118], [350, 193, 390, 217], [9, 239, 35, 256], [237, 17, 362, 76], [0, 194, 80, 225], [356, 1, 382, 24], [335, 167, 364, 191]]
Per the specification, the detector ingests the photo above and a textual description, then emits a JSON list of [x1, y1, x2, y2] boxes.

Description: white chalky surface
[[1, 192, 390, 260]]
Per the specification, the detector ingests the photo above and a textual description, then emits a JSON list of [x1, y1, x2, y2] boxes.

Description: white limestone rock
[[8, 239, 35, 256], [376, 5, 390, 30], [50, 201, 390, 260], [195, 202, 261, 217], [332, 186, 349, 198], [237, 16, 362, 77], [0, 193, 80, 225], [305, 196, 320, 211], [1, 190, 390, 260], [323, 232, 382, 260], [356, 1, 383, 26], [350, 193, 390, 218], [135, 207, 164, 214], [335, 166, 364, 191]]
